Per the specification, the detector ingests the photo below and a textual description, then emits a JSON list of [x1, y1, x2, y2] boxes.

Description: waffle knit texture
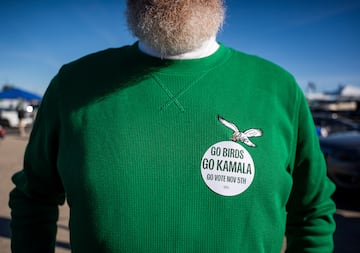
[[9, 43, 336, 253]]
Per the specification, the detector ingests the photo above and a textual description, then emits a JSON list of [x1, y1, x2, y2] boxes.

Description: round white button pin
[[200, 141, 255, 196]]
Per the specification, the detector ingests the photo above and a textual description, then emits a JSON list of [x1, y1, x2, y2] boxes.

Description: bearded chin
[[126, 0, 225, 57]]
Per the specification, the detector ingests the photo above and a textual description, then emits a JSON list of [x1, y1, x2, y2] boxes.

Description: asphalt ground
[[1, 128, 359, 253], [0, 130, 70, 253]]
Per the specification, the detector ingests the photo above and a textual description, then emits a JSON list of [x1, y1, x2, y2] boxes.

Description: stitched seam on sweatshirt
[[152, 71, 210, 112]]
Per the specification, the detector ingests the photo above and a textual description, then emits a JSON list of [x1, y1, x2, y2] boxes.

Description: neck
[[138, 37, 219, 59]]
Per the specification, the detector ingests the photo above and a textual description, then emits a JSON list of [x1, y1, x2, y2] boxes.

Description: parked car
[[319, 132, 360, 189], [312, 112, 360, 137]]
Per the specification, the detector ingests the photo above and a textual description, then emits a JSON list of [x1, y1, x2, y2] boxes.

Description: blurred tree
[[307, 82, 317, 93]]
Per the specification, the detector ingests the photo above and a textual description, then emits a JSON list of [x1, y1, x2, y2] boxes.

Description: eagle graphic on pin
[[218, 115, 263, 147]]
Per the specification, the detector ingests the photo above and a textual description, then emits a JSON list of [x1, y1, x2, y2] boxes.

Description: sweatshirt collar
[[138, 37, 220, 60]]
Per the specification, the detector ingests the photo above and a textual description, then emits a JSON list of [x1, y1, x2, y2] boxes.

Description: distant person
[[0, 124, 5, 139], [15, 98, 27, 137], [9, 0, 336, 252]]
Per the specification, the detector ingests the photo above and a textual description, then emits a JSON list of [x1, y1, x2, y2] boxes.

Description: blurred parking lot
[[0, 130, 70, 253], [309, 93, 360, 252]]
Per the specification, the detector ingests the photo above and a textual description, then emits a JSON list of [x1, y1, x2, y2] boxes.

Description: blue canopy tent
[[0, 88, 42, 101]]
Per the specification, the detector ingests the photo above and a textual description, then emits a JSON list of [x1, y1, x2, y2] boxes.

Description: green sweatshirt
[[9, 43, 336, 253]]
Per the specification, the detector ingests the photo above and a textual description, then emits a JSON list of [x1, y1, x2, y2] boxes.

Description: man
[[9, 0, 336, 252], [16, 98, 27, 137]]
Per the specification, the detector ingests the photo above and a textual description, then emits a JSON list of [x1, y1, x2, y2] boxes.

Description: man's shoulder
[[222, 45, 301, 96], [61, 44, 135, 73], [46, 43, 140, 104], [228, 47, 293, 79]]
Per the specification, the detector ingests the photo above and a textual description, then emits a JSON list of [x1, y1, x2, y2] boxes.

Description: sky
[[0, 0, 359, 95]]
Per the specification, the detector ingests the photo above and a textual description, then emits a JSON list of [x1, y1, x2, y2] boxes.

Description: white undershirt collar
[[138, 37, 219, 60]]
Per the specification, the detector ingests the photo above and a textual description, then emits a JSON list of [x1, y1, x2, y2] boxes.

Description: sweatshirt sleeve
[[285, 88, 336, 252], [9, 74, 66, 253]]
